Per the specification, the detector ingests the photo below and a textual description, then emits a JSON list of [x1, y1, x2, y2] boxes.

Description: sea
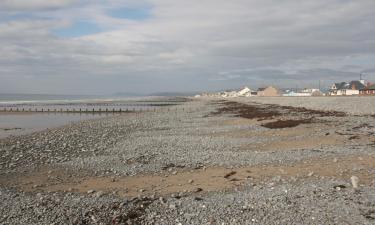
[[0, 93, 180, 138]]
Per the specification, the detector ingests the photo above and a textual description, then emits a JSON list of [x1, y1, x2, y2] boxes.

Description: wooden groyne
[[0, 107, 186, 114]]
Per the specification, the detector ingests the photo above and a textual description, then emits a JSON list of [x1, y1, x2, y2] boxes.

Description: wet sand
[[0, 112, 108, 138]]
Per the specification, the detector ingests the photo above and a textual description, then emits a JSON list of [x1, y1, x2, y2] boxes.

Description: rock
[[94, 191, 104, 198], [272, 176, 281, 182], [159, 197, 167, 205], [188, 179, 194, 184], [351, 176, 359, 189], [333, 184, 346, 190], [193, 187, 203, 193], [308, 172, 314, 177], [87, 190, 95, 194], [333, 158, 338, 163]]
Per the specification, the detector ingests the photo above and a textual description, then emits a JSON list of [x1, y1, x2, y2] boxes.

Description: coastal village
[[196, 77, 375, 98]]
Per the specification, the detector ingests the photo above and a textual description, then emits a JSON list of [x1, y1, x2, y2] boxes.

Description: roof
[[365, 84, 375, 90], [334, 81, 365, 90], [349, 81, 366, 90], [257, 86, 276, 91], [334, 82, 349, 90]]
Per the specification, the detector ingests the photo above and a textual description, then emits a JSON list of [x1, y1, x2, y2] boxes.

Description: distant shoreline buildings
[[195, 77, 375, 98]]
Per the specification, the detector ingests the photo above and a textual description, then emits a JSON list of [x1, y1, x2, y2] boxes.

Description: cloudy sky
[[1, 0, 375, 95]]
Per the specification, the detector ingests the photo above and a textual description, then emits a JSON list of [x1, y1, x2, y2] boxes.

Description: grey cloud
[[1, 0, 375, 94], [0, 0, 75, 11]]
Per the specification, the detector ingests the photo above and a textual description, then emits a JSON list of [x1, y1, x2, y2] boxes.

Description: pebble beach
[[1, 97, 375, 224]]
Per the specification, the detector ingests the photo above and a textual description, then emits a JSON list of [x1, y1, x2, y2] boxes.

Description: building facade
[[329, 81, 365, 96], [360, 84, 375, 95], [257, 86, 279, 97]]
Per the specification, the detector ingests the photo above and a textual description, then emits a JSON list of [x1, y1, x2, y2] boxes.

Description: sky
[[1, 0, 375, 95]]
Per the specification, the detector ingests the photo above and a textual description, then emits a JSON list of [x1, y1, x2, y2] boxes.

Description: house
[[220, 90, 238, 98], [282, 88, 323, 97], [329, 80, 366, 96], [257, 86, 279, 97], [220, 86, 254, 98], [311, 89, 324, 96], [282, 91, 300, 97], [237, 87, 252, 97], [360, 83, 375, 95]]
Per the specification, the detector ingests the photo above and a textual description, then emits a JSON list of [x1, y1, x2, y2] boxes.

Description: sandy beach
[[1, 97, 375, 224]]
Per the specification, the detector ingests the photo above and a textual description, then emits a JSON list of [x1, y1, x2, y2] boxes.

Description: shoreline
[[1, 97, 375, 224]]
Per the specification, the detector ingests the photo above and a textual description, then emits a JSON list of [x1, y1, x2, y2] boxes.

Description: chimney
[[360, 73, 365, 85]]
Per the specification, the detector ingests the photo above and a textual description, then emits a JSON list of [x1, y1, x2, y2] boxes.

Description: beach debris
[[194, 197, 204, 201], [162, 163, 185, 170], [193, 187, 203, 193], [261, 119, 313, 129], [224, 171, 237, 179]]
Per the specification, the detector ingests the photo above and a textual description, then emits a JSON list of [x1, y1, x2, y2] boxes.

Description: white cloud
[[1, 0, 375, 94], [0, 0, 75, 11]]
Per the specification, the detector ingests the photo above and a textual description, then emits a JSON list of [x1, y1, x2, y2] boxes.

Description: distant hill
[[113, 91, 199, 97], [148, 92, 199, 97], [112, 92, 146, 97]]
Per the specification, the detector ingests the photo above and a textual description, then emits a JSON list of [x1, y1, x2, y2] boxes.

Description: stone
[[159, 197, 167, 205], [193, 187, 203, 193], [351, 176, 359, 189], [87, 190, 95, 194], [94, 191, 104, 198]]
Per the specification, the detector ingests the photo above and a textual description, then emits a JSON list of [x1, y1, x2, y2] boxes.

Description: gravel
[[146, 179, 375, 224], [1, 179, 374, 224], [236, 96, 375, 115], [1, 97, 375, 224]]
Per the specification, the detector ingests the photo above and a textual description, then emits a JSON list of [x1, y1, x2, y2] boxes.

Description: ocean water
[[0, 94, 181, 138], [0, 93, 142, 105], [0, 93, 95, 102], [0, 113, 107, 139]]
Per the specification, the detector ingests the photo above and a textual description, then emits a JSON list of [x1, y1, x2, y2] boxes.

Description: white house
[[329, 81, 365, 96], [237, 87, 252, 97], [282, 88, 323, 97], [219, 86, 253, 98]]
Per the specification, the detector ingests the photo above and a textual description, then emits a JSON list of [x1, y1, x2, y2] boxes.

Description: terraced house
[[360, 83, 375, 95]]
